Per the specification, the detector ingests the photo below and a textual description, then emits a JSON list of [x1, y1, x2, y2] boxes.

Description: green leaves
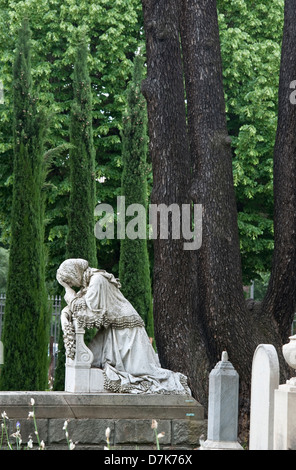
[[0, 20, 49, 391], [218, 0, 284, 282], [0, 0, 285, 287], [0, 0, 142, 283]]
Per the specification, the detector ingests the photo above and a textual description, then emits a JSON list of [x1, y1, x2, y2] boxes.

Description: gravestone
[[201, 351, 243, 450], [249, 344, 279, 450]]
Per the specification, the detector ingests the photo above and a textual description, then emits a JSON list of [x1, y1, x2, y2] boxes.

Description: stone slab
[[0, 391, 203, 420], [201, 439, 243, 450]]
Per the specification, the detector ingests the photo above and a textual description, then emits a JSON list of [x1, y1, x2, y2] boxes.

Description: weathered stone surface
[[201, 352, 243, 450], [172, 419, 207, 447], [48, 418, 114, 445], [0, 391, 203, 420], [9, 418, 48, 445], [207, 353, 240, 442], [114, 419, 171, 445]]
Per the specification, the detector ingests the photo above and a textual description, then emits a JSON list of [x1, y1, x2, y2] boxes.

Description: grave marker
[[249, 344, 279, 450]]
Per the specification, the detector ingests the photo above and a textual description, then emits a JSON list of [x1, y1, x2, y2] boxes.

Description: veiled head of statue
[[56, 258, 89, 287]]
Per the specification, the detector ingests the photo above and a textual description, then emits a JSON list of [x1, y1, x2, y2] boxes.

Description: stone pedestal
[[273, 335, 296, 449], [274, 381, 296, 450], [65, 321, 105, 393], [201, 351, 243, 450]]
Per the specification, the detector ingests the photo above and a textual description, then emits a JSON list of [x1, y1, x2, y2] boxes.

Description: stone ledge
[[0, 391, 203, 420]]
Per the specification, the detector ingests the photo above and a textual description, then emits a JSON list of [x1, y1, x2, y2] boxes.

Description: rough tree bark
[[142, 0, 295, 441], [141, 0, 209, 381], [177, 0, 281, 419], [261, 0, 296, 344]]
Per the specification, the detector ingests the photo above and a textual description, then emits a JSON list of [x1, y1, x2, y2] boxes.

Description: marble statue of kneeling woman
[[56, 258, 191, 395]]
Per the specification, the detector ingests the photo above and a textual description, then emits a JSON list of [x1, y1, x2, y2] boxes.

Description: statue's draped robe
[[68, 271, 191, 394]]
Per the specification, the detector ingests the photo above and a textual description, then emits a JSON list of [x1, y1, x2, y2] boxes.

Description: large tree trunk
[[142, 0, 294, 441], [262, 0, 296, 345], [180, 0, 251, 373], [141, 0, 209, 383], [178, 0, 262, 427]]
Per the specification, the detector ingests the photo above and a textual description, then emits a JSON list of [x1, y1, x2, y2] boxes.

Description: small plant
[[104, 426, 111, 450], [0, 410, 35, 450], [28, 398, 45, 450], [0, 397, 75, 450], [11, 421, 22, 450], [151, 419, 165, 450], [102, 420, 165, 451], [63, 419, 75, 450], [1, 411, 12, 450]]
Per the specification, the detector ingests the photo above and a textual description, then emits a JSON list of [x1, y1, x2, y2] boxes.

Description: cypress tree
[[119, 53, 154, 338], [0, 19, 49, 390], [54, 39, 97, 390], [66, 39, 97, 267]]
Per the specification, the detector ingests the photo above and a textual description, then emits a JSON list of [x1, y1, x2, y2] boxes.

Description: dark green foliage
[[119, 53, 154, 338], [0, 0, 143, 288], [66, 39, 97, 268], [52, 320, 66, 391], [0, 19, 49, 390]]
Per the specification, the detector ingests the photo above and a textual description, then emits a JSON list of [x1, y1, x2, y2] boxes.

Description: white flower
[[98, 176, 106, 183], [105, 427, 111, 439], [151, 419, 158, 430], [63, 420, 68, 430], [157, 432, 165, 439], [104, 446, 109, 450], [39, 440, 45, 450], [27, 438, 33, 449], [30, 398, 35, 406], [1, 411, 8, 420], [28, 411, 34, 418], [69, 440, 75, 450]]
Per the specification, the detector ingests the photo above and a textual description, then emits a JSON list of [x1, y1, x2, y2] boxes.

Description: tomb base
[[201, 439, 243, 450], [0, 391, 205, 450], [65, 366, 105, 393], [274, 382, 296, 450]]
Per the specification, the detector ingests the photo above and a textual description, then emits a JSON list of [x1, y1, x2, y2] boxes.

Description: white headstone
[[249, 344, 279, 450]]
